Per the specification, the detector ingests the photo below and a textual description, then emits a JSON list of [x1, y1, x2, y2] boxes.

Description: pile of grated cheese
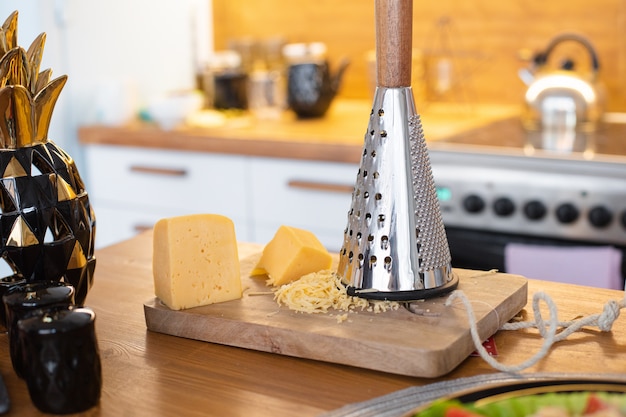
[[273, 269, 399, 316]]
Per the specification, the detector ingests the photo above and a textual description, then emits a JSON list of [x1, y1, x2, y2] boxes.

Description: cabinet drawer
[[93, 205, 165, 248], [84, 145, 249, 219], [250, 158, 357, 246], [92, 203, 250, 249]]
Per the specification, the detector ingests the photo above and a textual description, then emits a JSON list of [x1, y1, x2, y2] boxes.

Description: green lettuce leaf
[[412, 391, 626, 417]]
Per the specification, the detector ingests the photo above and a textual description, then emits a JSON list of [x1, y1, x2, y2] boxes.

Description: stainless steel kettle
[[520, 33, 605, 150]]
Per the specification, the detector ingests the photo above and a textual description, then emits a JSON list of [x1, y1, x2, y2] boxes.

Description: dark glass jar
[[204, 50, 249, 110], [213, 72, 249, 110], [18, 307, 101, 414], [3, 281, 75, 378]]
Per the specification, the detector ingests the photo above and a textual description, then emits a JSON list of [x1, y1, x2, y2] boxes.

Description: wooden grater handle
[[375, 0, 413, 88]]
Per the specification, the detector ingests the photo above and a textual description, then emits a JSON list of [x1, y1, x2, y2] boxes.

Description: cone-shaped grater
[[337, 0, 458, 301]]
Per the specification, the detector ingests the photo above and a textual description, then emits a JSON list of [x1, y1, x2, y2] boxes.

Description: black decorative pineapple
[[0, 11, 96, 305]]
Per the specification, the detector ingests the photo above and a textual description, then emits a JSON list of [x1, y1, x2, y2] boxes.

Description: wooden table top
[[5, 231, 626, 416]]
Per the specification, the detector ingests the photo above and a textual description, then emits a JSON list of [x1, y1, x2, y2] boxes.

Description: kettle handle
[[533, 32, 600, 76]]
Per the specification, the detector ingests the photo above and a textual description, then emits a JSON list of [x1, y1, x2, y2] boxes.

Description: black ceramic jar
[[0, 275, 27, 331], [3, 281, 75, 378], [17, 307, 102, 414]]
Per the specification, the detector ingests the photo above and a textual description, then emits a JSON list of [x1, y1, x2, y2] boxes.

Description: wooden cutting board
[[144, 249, 527, 378]]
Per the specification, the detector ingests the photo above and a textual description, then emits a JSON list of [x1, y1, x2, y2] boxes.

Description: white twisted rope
[[445, 289, 626, 373]]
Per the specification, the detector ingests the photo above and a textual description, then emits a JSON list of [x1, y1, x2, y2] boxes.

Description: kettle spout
[[518, 68, 534, 86]]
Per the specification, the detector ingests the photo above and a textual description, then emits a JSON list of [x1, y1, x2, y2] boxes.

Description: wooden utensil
[[376, 0, 413, 88]]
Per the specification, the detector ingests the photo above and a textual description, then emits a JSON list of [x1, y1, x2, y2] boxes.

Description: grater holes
[[363, 191, 369, 199], [378, 214, 385, 227], [367, 234, 374, 245], [369, 255, 377, 268], [381, 235, 389, 250], [371, 150, 376, 157], [373, 171, 379, 179], [363, 170, 368, 178], [384, 256, 392, 271], [365, 213, 372, 225], [378, 109, 384, 117], [380, 130, 387, 138], [375, 193, 382, 201]]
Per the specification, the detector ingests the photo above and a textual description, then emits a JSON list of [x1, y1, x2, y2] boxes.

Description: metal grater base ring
[[346, 275, 458, 301]]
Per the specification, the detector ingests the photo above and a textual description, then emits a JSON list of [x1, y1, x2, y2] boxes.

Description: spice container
[[18, 307, 101, 414], [3, 281, 75, 378]]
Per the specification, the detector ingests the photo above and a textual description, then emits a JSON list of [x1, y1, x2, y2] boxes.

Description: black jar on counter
[[213, 72, 249, 110], [203, 50, 249, 110], [18, 307, 102, 414], [0, 275, 27, 332], [3, 281, 75, 378]]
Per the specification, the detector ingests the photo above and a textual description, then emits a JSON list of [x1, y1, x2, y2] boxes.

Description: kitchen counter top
[[78, 100, 520, 163], [4, 231, 626, 416]]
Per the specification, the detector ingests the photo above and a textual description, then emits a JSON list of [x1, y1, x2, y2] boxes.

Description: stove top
[[425, 118, 626, 246], [429, 116, 626, 162]]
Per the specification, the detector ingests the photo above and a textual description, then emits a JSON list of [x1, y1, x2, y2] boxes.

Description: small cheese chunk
[[152, 214, 242, 310], [252, 225, 332, 286]]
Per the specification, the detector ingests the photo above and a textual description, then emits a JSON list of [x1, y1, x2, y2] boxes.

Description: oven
[[427, 118, 626, 290]]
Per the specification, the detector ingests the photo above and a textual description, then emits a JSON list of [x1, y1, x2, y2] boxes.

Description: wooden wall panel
[[213, 0, 626, 111]]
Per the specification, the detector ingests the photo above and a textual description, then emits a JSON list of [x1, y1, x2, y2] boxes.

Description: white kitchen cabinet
[[90, 206, 180, 249], [249, 158, 357, 251], [83, 144, 359, 250], [84, 145, 251, 248]]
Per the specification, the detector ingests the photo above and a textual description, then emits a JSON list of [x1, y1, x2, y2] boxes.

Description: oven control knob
[[463, 194, 485, 213], [588, 206, 613, 228], [523, 200, 547, 220], [493, 197, 515, 217], [556, 203, 579, 224]]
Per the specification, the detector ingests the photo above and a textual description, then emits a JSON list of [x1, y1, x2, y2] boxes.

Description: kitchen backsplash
[[213, 0, 626, 112]]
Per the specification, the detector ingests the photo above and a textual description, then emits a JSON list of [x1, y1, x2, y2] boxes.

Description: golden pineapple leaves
[[0, 47, 30, 88], [26, 33, 46, 96], [0, 11, 67, 148], [0, 11, 18, 57]]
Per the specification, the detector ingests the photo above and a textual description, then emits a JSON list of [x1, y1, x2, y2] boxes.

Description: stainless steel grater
[[337, 0, 458, 301]]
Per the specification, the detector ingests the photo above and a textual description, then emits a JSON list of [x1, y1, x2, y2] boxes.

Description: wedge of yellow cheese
[[152, 214, 242, 310], [252, 225, 332, 286]]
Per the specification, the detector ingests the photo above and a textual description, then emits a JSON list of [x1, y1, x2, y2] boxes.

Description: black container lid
[[2, 281, 75, 311]]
